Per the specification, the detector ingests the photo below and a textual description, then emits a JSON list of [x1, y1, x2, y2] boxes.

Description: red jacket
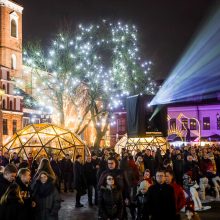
[[171, 182, 186, 213], [127, 160, 140, 186]]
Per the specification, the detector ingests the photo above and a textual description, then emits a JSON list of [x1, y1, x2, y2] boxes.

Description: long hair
[[36, 158, 56, 178], [0, 183, 24, 205], [102, 174, 118, 188]]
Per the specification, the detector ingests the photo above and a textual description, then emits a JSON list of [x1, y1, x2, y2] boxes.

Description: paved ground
[[59, 192, 220, 220]]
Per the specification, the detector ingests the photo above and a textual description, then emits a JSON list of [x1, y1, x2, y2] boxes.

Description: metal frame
[[3, 123, 88, 161], [115, 133, 168, 155]]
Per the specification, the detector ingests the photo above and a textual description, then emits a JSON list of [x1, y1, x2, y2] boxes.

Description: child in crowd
[[135, 180, 150, 220]]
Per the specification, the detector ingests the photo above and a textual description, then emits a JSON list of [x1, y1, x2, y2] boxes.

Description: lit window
[[13, 120, 17, 134], [11, 54, 17, 70], [181, 118, 188, 130], [11, 19, 17, 38], [190, 119, 197, 130], [203, 117, 210, 130], [3, 119, 8, 135], [117, 118, 126, 132], [170, 118, 176, 129], [217, 113, 220, 130]]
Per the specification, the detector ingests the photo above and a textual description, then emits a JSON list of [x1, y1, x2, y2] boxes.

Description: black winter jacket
[[135, 192, 149, 220], [147, 183, 176, 220], [0, 174, 11, 199], [98, 186, 123, 220], [0, 198, 25, 220], [32, 179, 61, 220], [16, 176, 34, 220]]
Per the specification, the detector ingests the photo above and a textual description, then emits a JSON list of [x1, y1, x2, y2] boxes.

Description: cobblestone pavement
[[59, 192, 220, 220]]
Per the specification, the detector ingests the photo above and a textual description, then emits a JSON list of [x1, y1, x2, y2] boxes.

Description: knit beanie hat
[[137, 180, 149, 194]]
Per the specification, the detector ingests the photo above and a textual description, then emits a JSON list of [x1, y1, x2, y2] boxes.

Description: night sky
[[17, 0, 217, 79]]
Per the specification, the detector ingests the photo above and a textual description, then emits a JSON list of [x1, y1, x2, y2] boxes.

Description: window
[[13, 120, 17, 134], [217, 113, 220, 130], [203, 117, 210, 130], [117, 118, 126, 132], [30, 117, 40, 124], [11, 19, 17, 38], [3, 119, 8, 135], [23, 118, 30, 127], [170, 118, 176, 129], [11, 54, 16, 70], [2, 84, 6, 91], [190, 119, 197, 130], [181, 118, 188, 130], [2, 99, 6, 109], [9, 101, 13, 110], [7, 71, 10, 80]]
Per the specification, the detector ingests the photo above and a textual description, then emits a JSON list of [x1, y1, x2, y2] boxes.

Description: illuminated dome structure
[[3, 124, 87, 160], [115, 133, 168, 155]]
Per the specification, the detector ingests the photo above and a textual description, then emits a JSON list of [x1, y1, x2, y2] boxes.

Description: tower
[[0, 0, 23, 78]]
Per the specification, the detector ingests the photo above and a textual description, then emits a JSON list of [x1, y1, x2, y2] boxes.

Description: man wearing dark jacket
[[147, 170, 176, 220], [74, 155, 87, 207], [0, 164, 17, 198], [50, 154, 62, 192], [143, 149, 155, 176], [16, 168, 35, 220], [84, 155, 98, 206], [60, 154, 74, 192], [173, 154, 185, 185]]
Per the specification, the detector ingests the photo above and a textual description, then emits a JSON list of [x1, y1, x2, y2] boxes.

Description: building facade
[[167, 99, 220, 142], [0, 1, 51, 147], [0, 0, 23, 79], [0, 65, 23, 145]]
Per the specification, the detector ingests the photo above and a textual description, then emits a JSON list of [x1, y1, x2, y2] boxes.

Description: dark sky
[[17, 0, 216, 79]]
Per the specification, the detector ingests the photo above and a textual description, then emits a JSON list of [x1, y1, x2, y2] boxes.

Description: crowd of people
[[0, 143, 220, 220]]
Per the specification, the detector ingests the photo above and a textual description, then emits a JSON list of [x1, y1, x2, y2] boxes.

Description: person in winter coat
[[127, 155, 139, 219], [16, 168, 35, 220], [143, 149, 155, 176], [147, 170, 176, 220], [142, 169, 153, 186], [173, 154, 185, 185], [0, 164, 17, 199], [50, 154, 62, 192], [32, 171, 61, 220], [32, 158, 56, 185], [127, 155, 140, 188], [0, 182, 25, 220], [135, 180, 150, 220], [1, 152, 10, 167], [98, 157, 130, 219], [98, 174, 123, 220], [135, 156, 145, 180], [60, 154, 74, 192], [74, 155, 87, 207], [98, 157, 130, 201], [184, 155, 200, 183], [84, 155, 98, 206], [165, 170, 186, 220]]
